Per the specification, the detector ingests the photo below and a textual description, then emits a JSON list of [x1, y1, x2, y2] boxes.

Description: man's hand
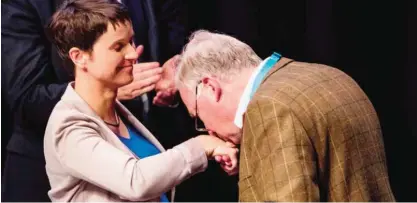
[[117, 46, 163, 100], [195, 135, 239, 176], [153, 55, 179, 107]]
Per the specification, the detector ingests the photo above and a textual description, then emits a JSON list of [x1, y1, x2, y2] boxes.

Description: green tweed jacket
[[239, 58, 395, 202]]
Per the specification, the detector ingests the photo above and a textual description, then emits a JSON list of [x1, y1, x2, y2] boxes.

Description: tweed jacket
[[239, 58, 395, 201], [44, 83, 208, 202]]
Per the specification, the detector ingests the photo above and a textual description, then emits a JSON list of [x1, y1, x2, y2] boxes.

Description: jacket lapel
[[261, 57, 294, 85], [61, 84, 138, 157], [62, 83, 165, 152]]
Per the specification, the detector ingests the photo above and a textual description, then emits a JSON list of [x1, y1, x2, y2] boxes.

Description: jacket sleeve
[[239, 101, 320, 202], [50, 109, 208, 201], [1, 0, 68, 131]]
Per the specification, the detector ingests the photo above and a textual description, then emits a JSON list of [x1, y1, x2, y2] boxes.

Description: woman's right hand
[[194, 135, 239, 175], [117, 45, 163, 100]]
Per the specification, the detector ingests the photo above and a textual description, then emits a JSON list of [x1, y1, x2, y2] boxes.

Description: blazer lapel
[[61, 84, 139, 157], [62, 83, 166, 152]]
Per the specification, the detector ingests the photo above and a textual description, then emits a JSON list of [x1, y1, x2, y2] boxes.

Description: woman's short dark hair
[[47, 0, 131, 60]]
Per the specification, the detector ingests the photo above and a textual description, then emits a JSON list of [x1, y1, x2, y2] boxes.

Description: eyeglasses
[[195, 81, 208, 132]]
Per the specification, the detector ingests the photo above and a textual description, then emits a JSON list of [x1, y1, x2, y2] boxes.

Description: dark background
[[2, 0, 417, 201]]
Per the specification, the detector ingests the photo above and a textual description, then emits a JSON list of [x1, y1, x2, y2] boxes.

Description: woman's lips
[[118, 65, 133, 71]]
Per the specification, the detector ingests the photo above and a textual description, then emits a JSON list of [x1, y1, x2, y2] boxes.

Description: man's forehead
[[178, 84, 193, 98]]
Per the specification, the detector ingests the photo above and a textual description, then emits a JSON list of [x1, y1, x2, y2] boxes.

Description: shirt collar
[[233, 58, 269, 128]]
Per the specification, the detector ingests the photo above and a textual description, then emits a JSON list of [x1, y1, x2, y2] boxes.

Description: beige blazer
[[44, 83, 208, 202], [239, 58, 395, 201]]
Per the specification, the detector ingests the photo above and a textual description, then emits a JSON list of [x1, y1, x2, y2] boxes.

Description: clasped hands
[[194, 135, 239, 176]]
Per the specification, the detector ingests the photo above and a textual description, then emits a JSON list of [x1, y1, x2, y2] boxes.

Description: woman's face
[[84, 21, 137, 89]]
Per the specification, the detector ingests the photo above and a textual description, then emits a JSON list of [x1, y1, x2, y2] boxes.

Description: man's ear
[[69, 47, 88, 70], [201, 77, 222, 102]]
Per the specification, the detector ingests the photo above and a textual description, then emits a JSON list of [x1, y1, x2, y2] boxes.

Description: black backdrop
[[2, 0, 416, 201]]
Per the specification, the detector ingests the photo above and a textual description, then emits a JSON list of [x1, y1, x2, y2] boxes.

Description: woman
[[43, 0, 238, 202]]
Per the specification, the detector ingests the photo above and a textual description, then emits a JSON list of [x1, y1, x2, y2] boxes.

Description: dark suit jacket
[[2, 0, 70, 159], [123, 0, 186, 64], [239, 58, 395, 201]]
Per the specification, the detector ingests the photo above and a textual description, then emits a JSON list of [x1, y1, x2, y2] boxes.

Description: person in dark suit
[[1, 0, 187, 201]]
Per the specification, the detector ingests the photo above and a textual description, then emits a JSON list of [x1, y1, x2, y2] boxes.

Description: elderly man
[[174, 30, 395, 202]]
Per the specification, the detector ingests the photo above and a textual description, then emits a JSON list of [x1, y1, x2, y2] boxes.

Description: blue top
[[118, 120, 169, 202]]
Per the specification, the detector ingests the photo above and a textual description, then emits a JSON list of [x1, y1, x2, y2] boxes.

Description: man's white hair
[[175, 30, 262, 90]]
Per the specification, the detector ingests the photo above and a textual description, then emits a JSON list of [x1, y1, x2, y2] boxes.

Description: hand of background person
[[153, 88, 178, 107], [117, 45, 163, 100], [194, 135, 239, 176], [153, 55, 179, 107]]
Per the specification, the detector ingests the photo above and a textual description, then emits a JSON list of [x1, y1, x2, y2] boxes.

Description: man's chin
[[228, 136, 241, 145], [221, 133, 242, 145]]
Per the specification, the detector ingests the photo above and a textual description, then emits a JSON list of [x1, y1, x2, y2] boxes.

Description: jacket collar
[[261, 57, 294, 85]]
